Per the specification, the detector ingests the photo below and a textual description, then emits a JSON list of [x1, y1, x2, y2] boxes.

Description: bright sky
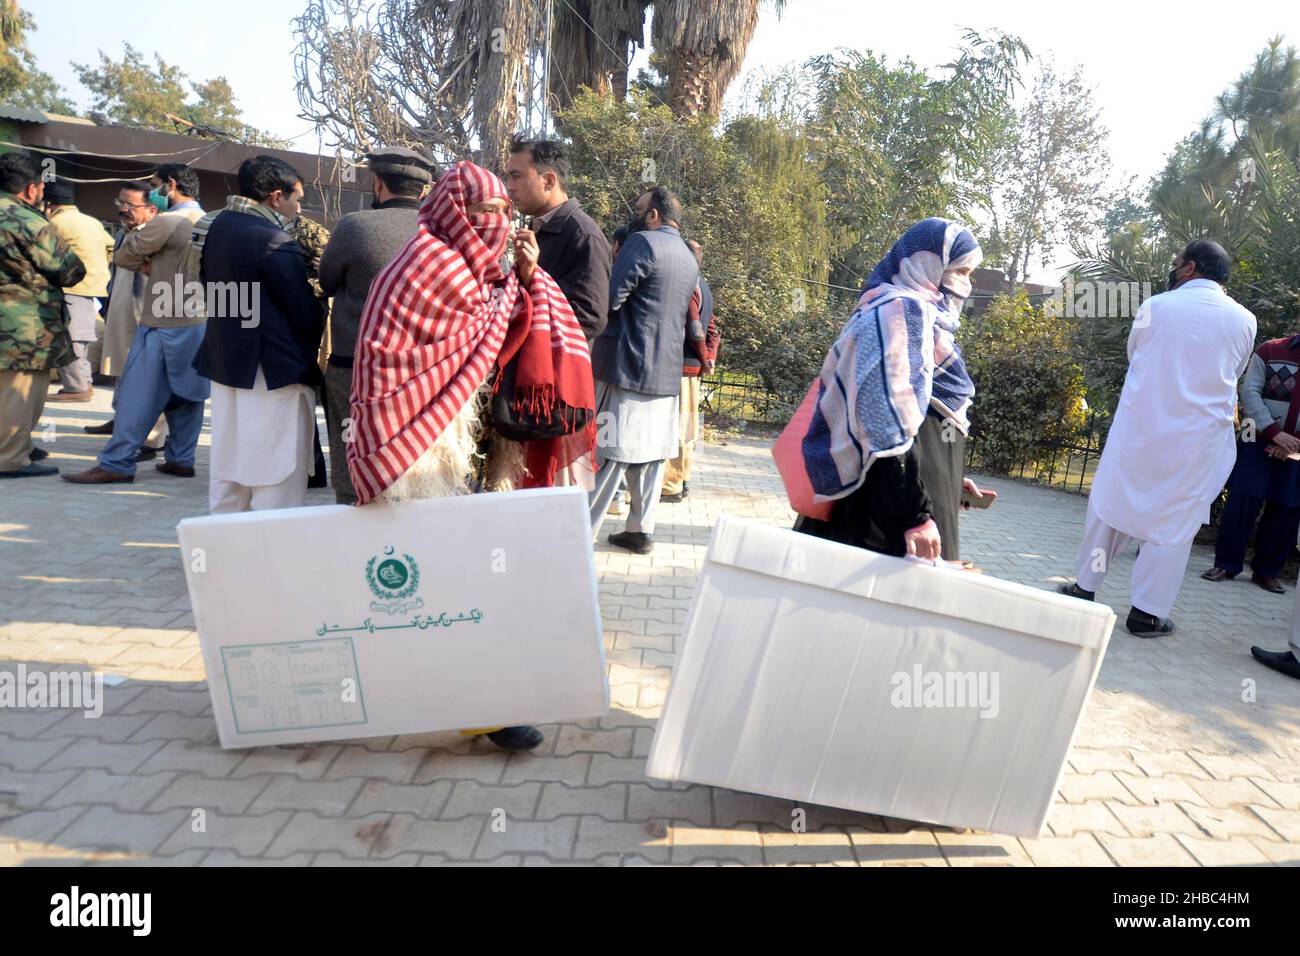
[[21, 0, 1300, 279]]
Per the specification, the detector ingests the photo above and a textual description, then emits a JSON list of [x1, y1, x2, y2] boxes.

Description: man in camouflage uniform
[[0, 151, 87, 479]]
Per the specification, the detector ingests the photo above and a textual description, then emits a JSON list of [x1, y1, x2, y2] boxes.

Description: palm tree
[[551, 0, 652, 108], [650, 0, 785, 119]]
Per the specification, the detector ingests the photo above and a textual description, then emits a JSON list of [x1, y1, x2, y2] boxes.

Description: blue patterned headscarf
[[801, 218, 982, 502]]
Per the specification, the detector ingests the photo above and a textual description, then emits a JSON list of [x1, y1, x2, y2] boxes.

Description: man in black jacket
[[193, 155, 325, 513], [505, 135, 610, 344]]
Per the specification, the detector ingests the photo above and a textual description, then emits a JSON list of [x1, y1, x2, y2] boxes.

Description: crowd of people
[[2, 132, 1297, 756], [0, 139, 721, 750]]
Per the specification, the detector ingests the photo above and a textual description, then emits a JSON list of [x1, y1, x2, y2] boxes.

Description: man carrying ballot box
[[1058, 240, 1256, 636]]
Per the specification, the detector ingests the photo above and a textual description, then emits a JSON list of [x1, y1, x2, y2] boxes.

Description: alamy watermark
[[151, 277, 260, 328], [0, 664, 103, 718], [890, 665, 999, 719], [1043, 277, 1155, 321]]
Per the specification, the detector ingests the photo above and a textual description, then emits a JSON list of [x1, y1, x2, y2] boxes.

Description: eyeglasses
[[113, 199, 149, 209]]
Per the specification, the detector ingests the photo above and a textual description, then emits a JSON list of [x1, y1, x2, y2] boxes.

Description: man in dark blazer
[[193, 154, 325, 513], [586, 186, 699, 554], [505, 135, 611, 344]]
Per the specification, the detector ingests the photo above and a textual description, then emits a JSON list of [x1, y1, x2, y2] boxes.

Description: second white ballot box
[[646, 515, 1115, 837], [177, 487, 608, 749]]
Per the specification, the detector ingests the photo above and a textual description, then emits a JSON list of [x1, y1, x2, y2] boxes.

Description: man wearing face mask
[[317, 146, 436, 504], [1058, 240, 1256, 636], [82, 180, 168, 457], [64, 163, 209, 485], [192, 155, 325, 513]]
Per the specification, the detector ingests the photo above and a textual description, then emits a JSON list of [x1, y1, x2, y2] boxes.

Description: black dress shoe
[[1126, 607, 1175, 637], [0, 464, 58, 479], [608, 531, 653, 555], [659, 488, 687, 503], [1250, 647, 1300, 680], [135, 447, 158, 462], [1201, 566, 1236, 582], [29, 447, 49, 461], [84, 420, 114, 435], [1251, 573, 1285, 594], [1056, 582, 1095, 601], [486, 725, 544, 752]]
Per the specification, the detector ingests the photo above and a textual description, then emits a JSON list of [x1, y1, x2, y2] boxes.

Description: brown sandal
[[1201, 567, 1236, 582]]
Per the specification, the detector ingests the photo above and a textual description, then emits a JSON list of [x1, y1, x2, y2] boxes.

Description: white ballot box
[[646, 515, 1115, 837], [177, 487, 608, 749]]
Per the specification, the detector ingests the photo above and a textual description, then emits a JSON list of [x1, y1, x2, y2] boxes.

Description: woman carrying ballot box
[[790, 218, 986, 562], [345, 160, 597, 751]]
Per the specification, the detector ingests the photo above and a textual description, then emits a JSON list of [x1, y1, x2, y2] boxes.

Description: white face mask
[[941, 270, 972, 301]]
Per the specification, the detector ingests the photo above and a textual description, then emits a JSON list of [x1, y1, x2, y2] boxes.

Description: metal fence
[[964, 412, 1107, 496], [702, 368, 1108, 496], [698, 370, 798, 425]]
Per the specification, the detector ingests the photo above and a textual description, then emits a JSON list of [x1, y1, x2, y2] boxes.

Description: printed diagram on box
[[221, 638, 367, 734]]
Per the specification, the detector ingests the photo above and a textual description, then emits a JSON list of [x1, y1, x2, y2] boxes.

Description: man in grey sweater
[[317, 148, 437, 503]]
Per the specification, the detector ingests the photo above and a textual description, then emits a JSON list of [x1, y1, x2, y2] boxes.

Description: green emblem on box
[[366, 546, 424, 615]]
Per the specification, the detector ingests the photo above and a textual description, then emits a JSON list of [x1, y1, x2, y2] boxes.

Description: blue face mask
[[148, 186, 169, 211]]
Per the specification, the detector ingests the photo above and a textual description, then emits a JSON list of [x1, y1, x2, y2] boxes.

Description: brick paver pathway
[[2, 390, 1298, 865]]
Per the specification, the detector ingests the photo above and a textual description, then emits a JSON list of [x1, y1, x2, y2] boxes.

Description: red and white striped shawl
[[346, 160, 595, 504]]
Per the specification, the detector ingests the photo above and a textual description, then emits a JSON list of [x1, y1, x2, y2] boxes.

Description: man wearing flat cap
[[43, 179, 114, 402], [318, 146, 436, 504]]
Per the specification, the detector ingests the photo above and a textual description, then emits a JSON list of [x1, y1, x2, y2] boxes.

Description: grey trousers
[[58, 295, 98, 393], [588, 457, 667, 541], [57, 341, 92, 393], [322, 362, 357, 504]]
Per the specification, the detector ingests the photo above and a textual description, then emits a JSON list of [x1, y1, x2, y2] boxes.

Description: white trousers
[[207, 371, 314, 514], [1074, 501, 1194, 618], [209, 460, 309, 514]]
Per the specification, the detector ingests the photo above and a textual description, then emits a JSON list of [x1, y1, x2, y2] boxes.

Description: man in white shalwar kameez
[[1059, 241, 1256, 636], [191, 156, 325, 513]]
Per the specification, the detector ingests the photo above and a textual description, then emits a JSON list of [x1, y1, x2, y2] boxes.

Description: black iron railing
[[964, 412, 1106, 495]]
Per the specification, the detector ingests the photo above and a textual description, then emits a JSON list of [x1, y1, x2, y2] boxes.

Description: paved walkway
[[1, 388, 1298, 866]]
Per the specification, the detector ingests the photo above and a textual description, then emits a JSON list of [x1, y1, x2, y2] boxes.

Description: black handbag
[[490, 357, 593, 441]]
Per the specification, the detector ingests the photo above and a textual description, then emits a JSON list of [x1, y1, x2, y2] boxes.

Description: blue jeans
[[99, 326, 207, 476]]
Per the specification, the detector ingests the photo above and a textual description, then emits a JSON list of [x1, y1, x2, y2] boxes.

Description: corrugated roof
[[0, 104, 96, 126], [0, 104, 51, 124]]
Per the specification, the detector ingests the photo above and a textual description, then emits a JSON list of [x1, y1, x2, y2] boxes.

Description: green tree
[[1, 2, 75, 113], [0, 0, 26, 101], [559, 86, 831, 400], [10, 51, 76, 114], [71, 43, 286, 145], [804, 30, 1029, 289], [990, 64, 1112, 284], [958, 290, 1088, 474]]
